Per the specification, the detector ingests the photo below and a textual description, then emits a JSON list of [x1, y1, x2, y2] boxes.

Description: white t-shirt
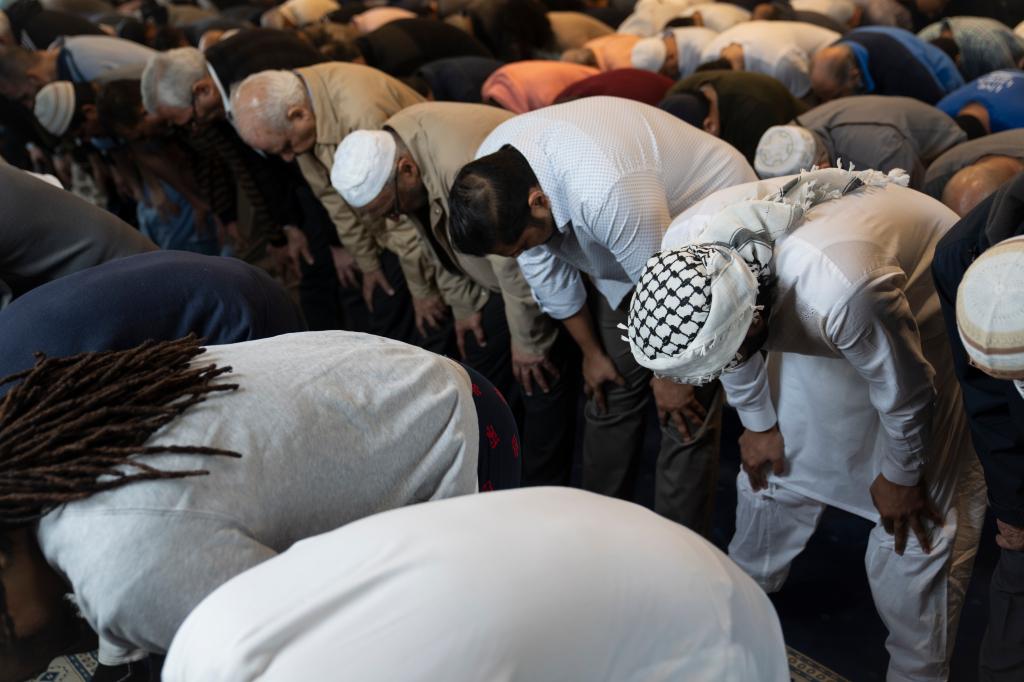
[[164, 488, 790, 682]]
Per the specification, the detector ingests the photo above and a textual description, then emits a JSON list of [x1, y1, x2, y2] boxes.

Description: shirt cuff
[[735, 403, 778, 433], [880, 457, 923, 487]]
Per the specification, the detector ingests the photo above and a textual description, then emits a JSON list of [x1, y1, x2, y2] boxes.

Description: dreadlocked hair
[[0, 335, 242, 527]]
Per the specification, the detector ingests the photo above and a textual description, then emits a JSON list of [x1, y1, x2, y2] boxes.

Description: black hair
[[929, 36, 961, 66], [96, 79, 144, 135], [66, 82, 96, 136], [153, 26, 187, 51], [663, 16, 697, 27], [695, 57, 733, 72], [448, 145, 539, 256], [471, 0, 554, 61], [659, 91, 711, 128]]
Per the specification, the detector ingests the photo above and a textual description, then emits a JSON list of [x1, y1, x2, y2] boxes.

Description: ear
[[702, 115, 717, 136], [285, 105, 308, 123], [691, 11, 703, 26], [527, 186, 548, 212], [398, 154, 419, 181]]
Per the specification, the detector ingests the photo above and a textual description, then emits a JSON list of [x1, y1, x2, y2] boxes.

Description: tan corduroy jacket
[[386, 102, 558, 356], [295, 62, 447, 299]]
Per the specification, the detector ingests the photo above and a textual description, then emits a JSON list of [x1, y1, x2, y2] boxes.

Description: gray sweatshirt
[[797, 95, 966, 189], [37, 331, 479, 662]]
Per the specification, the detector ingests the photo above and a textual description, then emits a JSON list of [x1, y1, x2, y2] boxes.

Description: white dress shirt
[[164, 488, 790, 682], [662, 178, 967, 519], [475, 96, 755, 319], [701, 21, 840, 97], [680, 2, 751, 32]]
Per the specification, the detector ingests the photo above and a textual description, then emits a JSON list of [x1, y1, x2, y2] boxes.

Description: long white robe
[[163, 488, 790, 682], [662, 177, 973, 519]]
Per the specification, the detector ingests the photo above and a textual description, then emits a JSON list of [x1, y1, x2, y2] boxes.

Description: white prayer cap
[[754, 125, 819, 178], [625, 244, 757, 385], [956, 235, 1024, 378], [631, 36, 667, 72], [34, 81, 76, 137], [331, 130, 397, 209]]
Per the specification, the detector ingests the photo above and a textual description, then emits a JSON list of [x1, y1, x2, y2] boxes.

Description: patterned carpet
[[34, 648, 848, 682]]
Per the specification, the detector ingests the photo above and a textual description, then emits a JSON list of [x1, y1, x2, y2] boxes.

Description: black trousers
[[980, 547, 1024, 681], [460, 294, 579, 487]]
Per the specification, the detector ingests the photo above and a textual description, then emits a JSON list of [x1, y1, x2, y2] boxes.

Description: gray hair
[[231, 70, 307, 140], [140, 47, 208, 113]]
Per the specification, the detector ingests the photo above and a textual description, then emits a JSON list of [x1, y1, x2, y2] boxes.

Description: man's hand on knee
[[739, 425, 785, 491], [870, 474, 944, 556]]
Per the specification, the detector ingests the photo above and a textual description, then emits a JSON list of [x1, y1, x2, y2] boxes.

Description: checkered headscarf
[[625, 166, 911, 384]]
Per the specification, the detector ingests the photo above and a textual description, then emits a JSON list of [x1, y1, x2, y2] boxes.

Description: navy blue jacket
[[843, 27, 959, 104], [932, 174, 1024, 526], [0, 251, 306, 394]]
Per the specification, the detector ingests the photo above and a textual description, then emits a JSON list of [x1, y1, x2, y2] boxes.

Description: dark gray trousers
[[980, 547, 1024, 681], [581, 291, 721, 535]]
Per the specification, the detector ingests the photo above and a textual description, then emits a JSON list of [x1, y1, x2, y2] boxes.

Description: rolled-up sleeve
[[828, 271, 936, 486]]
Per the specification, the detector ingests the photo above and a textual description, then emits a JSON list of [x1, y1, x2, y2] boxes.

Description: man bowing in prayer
[[625, 167, 987, 682], [331, 102, 578, 486], [447, 96, 756, 532]]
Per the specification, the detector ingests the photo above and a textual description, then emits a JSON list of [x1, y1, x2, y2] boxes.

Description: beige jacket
[[386, 103, 558, 356], [548, 11, 613, 51], [296, 63, 442, 298]]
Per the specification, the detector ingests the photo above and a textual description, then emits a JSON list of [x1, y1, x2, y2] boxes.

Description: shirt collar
[[845, 41, 876, 94]]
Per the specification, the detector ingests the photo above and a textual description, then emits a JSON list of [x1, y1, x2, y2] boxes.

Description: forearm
[[722, 353, 777, 432], [561, 305, 604, 357]]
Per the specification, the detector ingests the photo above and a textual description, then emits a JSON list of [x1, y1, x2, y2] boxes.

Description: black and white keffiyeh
[[625, 166, 910, 384]]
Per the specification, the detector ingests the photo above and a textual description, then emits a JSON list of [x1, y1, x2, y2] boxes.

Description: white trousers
[[728, 457, 987, 682]]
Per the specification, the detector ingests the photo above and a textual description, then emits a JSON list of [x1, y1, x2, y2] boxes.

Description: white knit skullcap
[[34, 81, 76, 137], [754, 125, 820, 178], [331, 130, 397, 209], [631, 36, 668, 72], [956, 235, 1024, 377]]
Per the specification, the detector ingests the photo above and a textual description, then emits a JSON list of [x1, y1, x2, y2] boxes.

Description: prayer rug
[[34, 648, 847, 681], [788, 646, 851, 682]]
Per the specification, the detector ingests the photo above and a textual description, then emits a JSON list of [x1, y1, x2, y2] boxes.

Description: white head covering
[[754, 125, 820, 178], [34, 81, 76, 137], [670, 27, 720, 77], [331, 130, 397, 208], [956, 235, 1024, 378], [631, 35, 667, 72], [624, 166, 911, 384]]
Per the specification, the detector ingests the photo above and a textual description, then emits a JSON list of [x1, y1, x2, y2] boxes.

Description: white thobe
[[163, 488, 790, 682], [663, 177, 986, 682], [680, 2, 752, 32], [700, 21, 840, 97], [617, 0, 698, 36], [475, 96, 755, 319], [663, 177, 967, 517]]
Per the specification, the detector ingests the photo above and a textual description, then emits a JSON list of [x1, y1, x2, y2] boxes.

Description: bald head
[[810, 45, 858, 102], [943, 156, 1024, 217], [231, 70, 316, 161]]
